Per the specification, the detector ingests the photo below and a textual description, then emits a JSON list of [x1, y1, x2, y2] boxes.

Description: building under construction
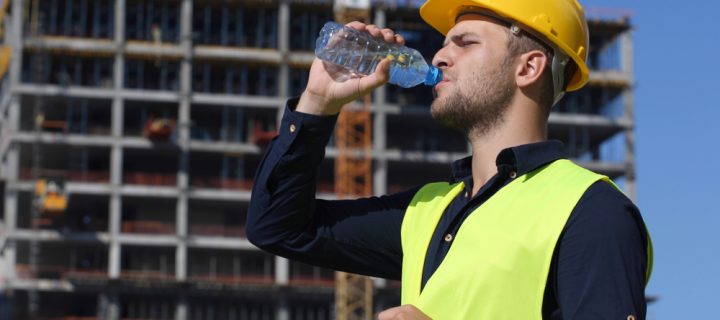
[[0, 0, 637, 319]]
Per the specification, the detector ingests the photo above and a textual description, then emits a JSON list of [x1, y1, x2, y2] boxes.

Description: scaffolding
[[333, 1, 374, 319], [0, 0, 638, 318]]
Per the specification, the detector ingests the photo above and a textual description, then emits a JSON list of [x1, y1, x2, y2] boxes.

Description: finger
[[345, 21, 367, 32], [365, 24, 383, 38], [394, 34, 405, 46], [381, 28, 396, 43]]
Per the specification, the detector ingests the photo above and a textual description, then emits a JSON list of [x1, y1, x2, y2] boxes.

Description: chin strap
[[510, 23, 569, 107]]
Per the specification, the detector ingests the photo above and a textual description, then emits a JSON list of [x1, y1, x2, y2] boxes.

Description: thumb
[[358, 58, 392, 95]]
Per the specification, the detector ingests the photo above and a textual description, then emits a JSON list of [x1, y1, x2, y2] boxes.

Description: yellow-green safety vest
[[400, 159, 653, 319]]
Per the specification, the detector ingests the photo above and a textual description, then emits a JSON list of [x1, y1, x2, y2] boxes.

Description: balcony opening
[[187, 249, 274, 285], [18, 144, 111, 184], [123, 100, 179, 139], [121, 197, 176, 235], [189, 152, 260, 191], [289, 3, 332, 51], [15, 241, 108, 281], [125, 0, 180, 43], [21, 53, 113, 88], [20, 96, 112, 135], [120, 245, 175, 281], [10, 291, 99, 319], [386, 114, 467, 154], [124, 58, 180, 91], [120, 293, 175, 320], [289, 261, 335, 287], [387, 161, 449, 194], [188, 199, 247, 238], [188, 295, 275, 320], [193, 0, 278, 48], [192, 61, 278, 96]]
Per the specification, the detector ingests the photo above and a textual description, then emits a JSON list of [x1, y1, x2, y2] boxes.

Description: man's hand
[[296, 21, 405, 116], [377, 305, 431, 320]]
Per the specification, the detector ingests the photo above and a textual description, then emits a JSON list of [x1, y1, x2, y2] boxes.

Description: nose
[[432, 46, 451, 70]]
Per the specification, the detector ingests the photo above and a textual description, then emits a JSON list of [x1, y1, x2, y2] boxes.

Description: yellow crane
[[333, 1, 374, 319], [26, 1, 66, 317], [0, 0, 10, 79]]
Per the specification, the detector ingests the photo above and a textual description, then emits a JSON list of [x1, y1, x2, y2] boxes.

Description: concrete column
[[9, 0, 25, 88], [108, 126, 121, 279], [620, 28, 636, 201], [3, 190, 17, 280], [109, 81, 123, 280], [277, 0, 290, 122], [175, 294, 188, 320], [175, 196, 187, 281], [3, 188, 16, 234], [372, 9, 389, 290], [108, 193, 121, 278], [275, 4, 291, 319], [174, 0, 193, 283], [114, 0, 126, 91], [276, 293, 289, 320], [98, 292, 120, 320], [373, 8, 388, 196], [6, 98, 19, 167], [109, 0, 126, 280], [4, 0, 26, 289], [275, 256, 289, 285]]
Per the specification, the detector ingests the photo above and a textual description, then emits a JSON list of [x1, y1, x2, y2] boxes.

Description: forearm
[[247, 98, 337, 248], [247, 99, 408, 279]]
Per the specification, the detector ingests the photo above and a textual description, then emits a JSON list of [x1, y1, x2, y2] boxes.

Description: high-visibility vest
[[400, 159, 653, 319]]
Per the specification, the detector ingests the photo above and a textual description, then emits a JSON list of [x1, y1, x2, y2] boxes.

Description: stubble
[[430, 55, 516, 138]]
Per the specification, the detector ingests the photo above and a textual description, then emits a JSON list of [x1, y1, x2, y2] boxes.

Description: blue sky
[[583, 0, 720, 318]]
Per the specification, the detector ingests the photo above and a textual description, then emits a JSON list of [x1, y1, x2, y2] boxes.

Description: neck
[[467, 104, 546, 196]]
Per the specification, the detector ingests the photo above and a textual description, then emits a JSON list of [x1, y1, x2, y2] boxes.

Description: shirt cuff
[[275, 97, 339, 152]]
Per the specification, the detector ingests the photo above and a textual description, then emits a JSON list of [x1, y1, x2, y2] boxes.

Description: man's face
[[430, 14, 517, 136]]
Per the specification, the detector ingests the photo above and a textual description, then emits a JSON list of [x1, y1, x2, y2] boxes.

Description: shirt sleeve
[[548, 181, 650, 319], [247, 98, 415, 280]]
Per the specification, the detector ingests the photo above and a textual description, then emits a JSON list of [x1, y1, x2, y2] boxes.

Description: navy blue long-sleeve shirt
[[248, 99, 650, 319]]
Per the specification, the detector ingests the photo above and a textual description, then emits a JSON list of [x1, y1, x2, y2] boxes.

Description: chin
[[429, 99, 445, 119]]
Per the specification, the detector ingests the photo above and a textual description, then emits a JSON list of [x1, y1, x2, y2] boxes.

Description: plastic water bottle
[[315, 21, 442, 88]]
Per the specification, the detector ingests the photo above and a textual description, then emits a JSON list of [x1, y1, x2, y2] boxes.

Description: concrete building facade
[[0, 0, 636, 319]]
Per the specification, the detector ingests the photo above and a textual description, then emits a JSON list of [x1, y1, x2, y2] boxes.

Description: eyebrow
[[442, 32, 477, 47]]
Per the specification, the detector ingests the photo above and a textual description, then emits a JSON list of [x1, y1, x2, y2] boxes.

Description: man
[[248, 0, 653, 319]]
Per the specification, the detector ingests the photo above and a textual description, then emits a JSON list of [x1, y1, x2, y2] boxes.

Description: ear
[[514, 50, 549, 89]]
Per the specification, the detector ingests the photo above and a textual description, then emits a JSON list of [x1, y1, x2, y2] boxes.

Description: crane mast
[[333, 1, 374, 319]]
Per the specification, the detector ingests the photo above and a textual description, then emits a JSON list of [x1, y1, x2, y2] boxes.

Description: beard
[[430, 56, 516, 137]]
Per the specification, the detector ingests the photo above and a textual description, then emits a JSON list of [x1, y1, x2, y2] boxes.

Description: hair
[[501, 27, 555, 116]]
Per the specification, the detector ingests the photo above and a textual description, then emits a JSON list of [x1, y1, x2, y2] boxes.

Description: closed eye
[[457, 40, 477, 47], [443, 32, 480, 48]]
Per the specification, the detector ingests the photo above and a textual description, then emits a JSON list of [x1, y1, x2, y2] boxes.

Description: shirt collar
[[450, 140, 567, 182]]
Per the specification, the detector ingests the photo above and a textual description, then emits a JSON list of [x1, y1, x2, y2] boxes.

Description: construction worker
[[248, 0, 653, 318]]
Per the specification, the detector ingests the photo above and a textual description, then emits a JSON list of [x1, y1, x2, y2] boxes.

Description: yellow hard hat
[[420, 0, 590, 92]]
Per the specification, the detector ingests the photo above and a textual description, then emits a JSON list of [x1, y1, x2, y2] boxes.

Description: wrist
[[297, 90, 343, 116]]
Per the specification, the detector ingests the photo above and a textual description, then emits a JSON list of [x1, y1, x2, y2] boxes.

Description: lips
[[434, 78, 451, 91]]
